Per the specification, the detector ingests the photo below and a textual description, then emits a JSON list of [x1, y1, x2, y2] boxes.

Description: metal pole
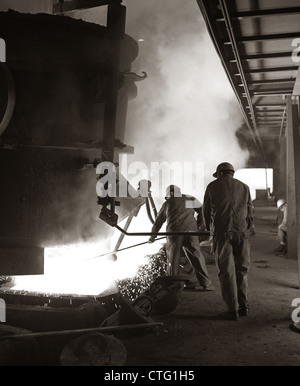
[[103, 1, 126, 214], [114, 224, 210, 237], [0, 322, 164, 340], [89, 236, 167, 259], [286, 96, 300, 288]]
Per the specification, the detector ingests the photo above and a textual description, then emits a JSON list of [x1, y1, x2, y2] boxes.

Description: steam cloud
[[71, 0, 249, 203], [1, 1, 250, 244]]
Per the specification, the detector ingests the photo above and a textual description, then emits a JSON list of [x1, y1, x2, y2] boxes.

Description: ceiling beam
[[242, 66, 299, 74], [254, 104, 286, 108], [230, 52, 293, 61], [251, 87, 293, 92], [255, 109, 285, 113], [257, 119, 284, 123], [224, 32, 300, 44], [252, 93, 292, 97], [256, 111, 285, 114], [216, 7, 300, 21], [244, 78, 296, 85]]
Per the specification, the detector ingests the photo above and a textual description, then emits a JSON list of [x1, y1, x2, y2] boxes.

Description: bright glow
[[11, 210, 164, 296], [234, 168, 273, 201], [11, 234, 161, 296]]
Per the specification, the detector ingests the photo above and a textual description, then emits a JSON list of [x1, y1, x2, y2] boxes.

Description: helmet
[[277, 198, 286, 209], [213, 162, 235, 178], [165, 185, 181, 199]]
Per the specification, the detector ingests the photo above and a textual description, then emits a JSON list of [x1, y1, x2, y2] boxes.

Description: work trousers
[[166, 235, 211, 287], [277, 223, 287, 244], [212, 233, 250, 313]]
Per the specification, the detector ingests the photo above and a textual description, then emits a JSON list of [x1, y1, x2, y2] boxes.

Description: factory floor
[[120, 204, 300, 367]]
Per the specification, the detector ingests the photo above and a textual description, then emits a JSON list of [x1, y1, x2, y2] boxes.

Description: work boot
[[224, 311, 239, 321], [238, 307, 250, 316], [274, 245, 285, 254], [184, 283, 197, 290], [203, 284, 215, 291]]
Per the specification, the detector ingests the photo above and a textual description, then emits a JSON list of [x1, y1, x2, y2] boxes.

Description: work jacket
[[202, 174, 253, 237], [151, 195, 201, 234]]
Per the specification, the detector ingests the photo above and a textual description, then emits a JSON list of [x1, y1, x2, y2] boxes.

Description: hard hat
[[165, 185, 181, 199], [277, 198, 286, 209], [213, 162, 235, 178]]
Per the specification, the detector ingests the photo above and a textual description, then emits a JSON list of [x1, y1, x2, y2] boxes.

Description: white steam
[[122, 0, 249, 201], [67, 0, 249, 203]]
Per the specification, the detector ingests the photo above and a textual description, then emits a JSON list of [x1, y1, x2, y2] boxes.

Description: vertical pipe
[[278, 135, 287, 200], [103, 1, 126, 213]]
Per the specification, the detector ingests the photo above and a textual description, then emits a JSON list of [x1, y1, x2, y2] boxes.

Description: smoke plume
[[70, 0, 249, 201]]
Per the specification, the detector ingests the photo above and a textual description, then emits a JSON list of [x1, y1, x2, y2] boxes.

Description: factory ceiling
[[196, 0, 300, 168]]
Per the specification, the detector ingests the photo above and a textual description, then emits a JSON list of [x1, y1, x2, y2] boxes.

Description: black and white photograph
[[0, 0, 300, 369]]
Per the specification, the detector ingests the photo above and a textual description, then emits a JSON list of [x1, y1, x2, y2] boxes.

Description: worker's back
[[203, 174, 252, 236], [165, 195, 199, 232]]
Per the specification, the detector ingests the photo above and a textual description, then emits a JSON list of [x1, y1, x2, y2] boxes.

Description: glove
[[148, 236, 156, 243]]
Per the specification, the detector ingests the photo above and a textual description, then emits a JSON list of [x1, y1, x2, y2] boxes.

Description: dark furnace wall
[[0, 10, 139, 274]]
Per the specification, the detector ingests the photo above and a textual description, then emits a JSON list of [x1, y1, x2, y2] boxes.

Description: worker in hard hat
[[202, 162, 254, 321], [148, 184, 213, 291], [274, 199, 287, 254]]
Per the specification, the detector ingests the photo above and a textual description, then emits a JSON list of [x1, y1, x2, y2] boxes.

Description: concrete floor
[[121, 205, 300, 366]]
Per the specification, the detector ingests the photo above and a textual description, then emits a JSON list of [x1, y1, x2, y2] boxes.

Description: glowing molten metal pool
[[10, 239, 167, 301]]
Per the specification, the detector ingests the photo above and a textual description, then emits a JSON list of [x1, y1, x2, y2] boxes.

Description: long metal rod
[[89, 236, 167, 259], [0, 322, 164, 340], [114, 224, 209, 237]]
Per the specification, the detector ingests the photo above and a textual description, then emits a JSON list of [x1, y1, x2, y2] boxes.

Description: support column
[[103, 0, 126, 213], [286, 95, 300, 287], [278, 135, 286, 200]]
